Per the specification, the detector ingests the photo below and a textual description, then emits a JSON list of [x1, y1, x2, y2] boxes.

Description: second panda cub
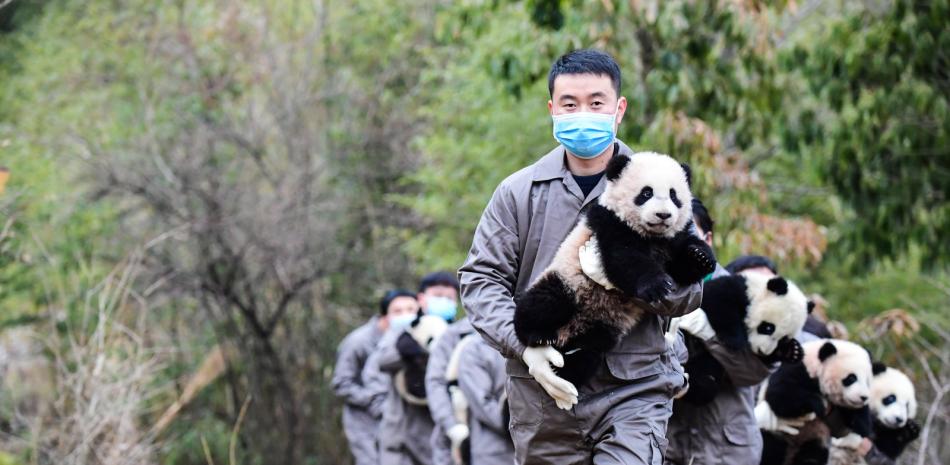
[[514, 148, 716, 386]]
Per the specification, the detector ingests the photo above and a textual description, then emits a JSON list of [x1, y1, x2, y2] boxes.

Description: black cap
[[379, 289, 416, 316], [724, 255, 778, 275], [418, 271, 460, 293]]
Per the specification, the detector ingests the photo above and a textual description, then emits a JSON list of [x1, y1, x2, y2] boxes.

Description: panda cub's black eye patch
[[843, 374, 858, 386], [882, 394, 897, 405], [757, 322, 775, 335], [670, 189, 682, 208], [634, 186, 653, 206]]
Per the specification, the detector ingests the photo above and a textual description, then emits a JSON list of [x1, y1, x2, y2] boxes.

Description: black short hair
[[724, 255, 779, 275], [418, 271, 460, 293], [379, 289, 416, 316], [548, 49, 621, 98], [692, 198, 714, 235]]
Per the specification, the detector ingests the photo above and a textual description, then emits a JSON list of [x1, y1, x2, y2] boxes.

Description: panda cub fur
[[760, 339, 874, 465], [829, 363, 920, 465], [678, 272, 810, 405], [394, 314, 448, 406], [513, 148, 716, 386]]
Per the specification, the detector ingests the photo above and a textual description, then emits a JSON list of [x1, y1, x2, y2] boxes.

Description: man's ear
[[680, 163, 693, 187], [606, 147, 629, 182], [818, 341, 837, 362]]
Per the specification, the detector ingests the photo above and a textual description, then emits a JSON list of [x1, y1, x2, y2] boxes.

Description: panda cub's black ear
[[410, 310, 424, 327], [818, 341, 837, 362], [807, 300, 816, 314], [680, 163, 692, 187], [606, 148, 630, 182], [766, 277, 789, 295], [872, 361, 888, 376]]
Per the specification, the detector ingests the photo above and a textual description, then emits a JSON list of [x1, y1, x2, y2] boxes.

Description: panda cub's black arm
[[513, 272, 579, 347], [765, 361, 825, 418], [667, 226, 717, 286], [586, 204, 673, 302], [873, 419, 920, 460]]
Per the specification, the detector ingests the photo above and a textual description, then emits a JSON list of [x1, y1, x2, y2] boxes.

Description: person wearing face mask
[[415, 272, 479, 465], [363, 287, 444, 465], [459, 49, 703, 465], [334, 289, 419, 465]]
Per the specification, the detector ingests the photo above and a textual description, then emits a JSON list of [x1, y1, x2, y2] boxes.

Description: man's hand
[[521, 346, 578, 410], [677, 309, 716, 341], [755, 401, 816, 435], [831, 433, 870, 454]]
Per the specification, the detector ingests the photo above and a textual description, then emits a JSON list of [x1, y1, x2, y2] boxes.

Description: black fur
[[679, 332, 724, 405], [872, 361, 888, 376], [759, 337, 804, 364], [792, 438, 829, 465], [604, 144, 625, 181], [586, 203, 715, 301], [873, 419, 920, 459], [680, 163, 692, 186], [765, 361, 826, 418], [760, 431, 788, 465], [818, 341, 838, 362], [767, 276, 789, 295], [513, 273, 579, 347], [701, 274, 752, 350], [838, 405, 873, 438], [395, 332, 429, 398]]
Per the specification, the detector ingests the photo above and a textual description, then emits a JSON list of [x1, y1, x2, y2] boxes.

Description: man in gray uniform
[[457, 335, 515, 465], [459, 49, 702, 465], [664, 200, 773, 465], [415, 271, 476, 465], [335, 290, 420, 465]]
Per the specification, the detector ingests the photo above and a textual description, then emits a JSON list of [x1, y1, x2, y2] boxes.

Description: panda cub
[[394, 314, 448, 406], [677, 272, 810, 405], [513, 149, 716, 386], [760, 339, 874, 465], [829, 363, 920, 465]]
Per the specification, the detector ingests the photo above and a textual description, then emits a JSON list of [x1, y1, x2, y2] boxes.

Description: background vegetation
[[0, 0, 946, 464]]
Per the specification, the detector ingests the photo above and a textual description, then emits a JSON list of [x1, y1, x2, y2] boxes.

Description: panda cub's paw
[[897, 420, 921, 443], [778, 337, 804, 363], [687, 244, 716, 275], [636, 273, 674, 303]]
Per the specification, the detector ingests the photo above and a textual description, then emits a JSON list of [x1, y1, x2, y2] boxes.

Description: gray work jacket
[[458, 336, 515, 465], [331, 317, 384, 465], [425, 317, 475, 464]]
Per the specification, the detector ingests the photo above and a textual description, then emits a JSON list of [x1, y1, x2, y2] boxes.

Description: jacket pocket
[[505, 374, 543, 427], [605, 351, 666, 381], [649, 421, 670, 465], [722, 422, 754, 446]]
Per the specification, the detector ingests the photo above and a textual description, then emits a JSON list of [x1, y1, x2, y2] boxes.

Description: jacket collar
[[531, 141, 635, 182]]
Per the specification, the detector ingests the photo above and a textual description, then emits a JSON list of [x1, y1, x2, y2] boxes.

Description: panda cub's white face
[[804, 339, 873, 409], [600, 152, 692, 239], [871, 367, 917, 429], [742, 273, 809, 356]]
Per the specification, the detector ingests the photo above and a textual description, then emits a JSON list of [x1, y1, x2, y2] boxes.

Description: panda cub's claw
[[636, 273, 675, 303]]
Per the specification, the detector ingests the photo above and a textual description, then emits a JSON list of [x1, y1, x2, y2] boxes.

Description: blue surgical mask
[[389, 314, 416, 332], [426, 296, 458, 322], [552, 106, 618, 158]]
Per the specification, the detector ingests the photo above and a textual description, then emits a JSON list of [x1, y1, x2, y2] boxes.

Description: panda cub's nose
[[656, 212, 671, 220], [860, 395, 868, 402]]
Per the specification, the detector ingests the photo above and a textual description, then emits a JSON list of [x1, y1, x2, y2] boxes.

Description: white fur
[[871, 367, 917, 429], [599, 152, 692, 239], [743, 274, 809, 356], [803, 339, 873, 409], [410, 315, 448, 351]]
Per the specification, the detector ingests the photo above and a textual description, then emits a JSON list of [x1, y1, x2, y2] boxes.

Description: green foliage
[[784, 0, 950, 266]]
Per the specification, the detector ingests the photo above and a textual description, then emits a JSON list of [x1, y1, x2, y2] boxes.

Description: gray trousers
[[507, 357, 683, 465]]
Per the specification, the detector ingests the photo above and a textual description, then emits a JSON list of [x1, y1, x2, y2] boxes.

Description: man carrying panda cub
[[460, 49, 705, 465]]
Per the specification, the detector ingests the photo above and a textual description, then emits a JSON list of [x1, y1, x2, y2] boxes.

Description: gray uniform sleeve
[[375, 330, 405, 374], [361, 347, 390, 419], [458, 344, 507, 434], [458, 184, 526, 359], [426, 330, 460, 432], [331, 331, 375, 408], [704, 337, 772, 387]]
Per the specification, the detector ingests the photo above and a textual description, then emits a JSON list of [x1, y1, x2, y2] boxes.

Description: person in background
[[664, 199, 774, 465], [459, 49, 702, 465], [419, 271, 479, 465], [333, 289, 419, 465], [456, 334, 515, 465], [725, 255, 832, 342]]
